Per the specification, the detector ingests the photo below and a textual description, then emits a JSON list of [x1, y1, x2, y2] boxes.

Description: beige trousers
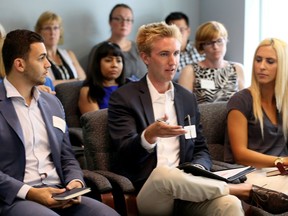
[[136, 166, 244, 216]]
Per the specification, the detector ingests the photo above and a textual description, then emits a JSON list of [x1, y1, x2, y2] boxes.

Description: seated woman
[[178, 21, 245, 104], [35, 11, 86, 86], [78, 42, 125, 114], [88, 4, 146, 81], [224, 38, 288, 168]]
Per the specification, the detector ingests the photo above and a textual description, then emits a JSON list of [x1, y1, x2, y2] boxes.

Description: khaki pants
[[137, 166, 244, 216]]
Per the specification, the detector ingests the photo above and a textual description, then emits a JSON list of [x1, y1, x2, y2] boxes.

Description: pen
[[156, 118, 169, 124], [185, 115, 191, 125]]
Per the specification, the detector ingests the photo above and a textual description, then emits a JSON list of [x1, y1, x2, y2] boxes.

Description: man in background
[[165, 12, 205, 82]]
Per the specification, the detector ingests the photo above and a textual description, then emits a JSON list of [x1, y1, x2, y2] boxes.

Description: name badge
[[200, 79, 215, 89], [184, 125, 196, 139], [53, 116, 66, 133]]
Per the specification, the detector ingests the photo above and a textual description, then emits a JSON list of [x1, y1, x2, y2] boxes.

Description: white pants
[[136, 166, 244, 216]]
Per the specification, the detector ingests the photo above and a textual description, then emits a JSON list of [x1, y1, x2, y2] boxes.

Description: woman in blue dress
[[78, 42, 125, 114]]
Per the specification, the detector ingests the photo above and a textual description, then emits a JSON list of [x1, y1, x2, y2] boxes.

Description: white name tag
[[200, 79, 215, 89], [53, 116, 66, 133], [184, 125, 196, 139]]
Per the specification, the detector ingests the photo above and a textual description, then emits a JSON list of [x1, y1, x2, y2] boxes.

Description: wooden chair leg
[[100, 192, 115, 209], [124, 194, 138, 216]]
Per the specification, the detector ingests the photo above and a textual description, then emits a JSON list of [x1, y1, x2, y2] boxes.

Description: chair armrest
[[82, 169, 112, 193], [93, 170, 137, 216], [93, 170, 135, 193], [83, 170, 115, 209]]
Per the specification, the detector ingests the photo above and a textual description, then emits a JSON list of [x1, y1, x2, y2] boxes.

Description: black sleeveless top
[[49, 50, 75, 80]]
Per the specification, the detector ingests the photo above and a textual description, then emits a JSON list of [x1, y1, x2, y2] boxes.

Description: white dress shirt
[[4, 78, 61, 199], [141, 76, 180, 168]]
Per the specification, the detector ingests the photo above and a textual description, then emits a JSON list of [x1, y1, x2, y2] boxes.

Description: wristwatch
[[274, 157, 284, 166], [274, 157, 288, 175]]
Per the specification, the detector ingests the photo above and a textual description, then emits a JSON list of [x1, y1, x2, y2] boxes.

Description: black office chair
[[55, 81, 85, 168]]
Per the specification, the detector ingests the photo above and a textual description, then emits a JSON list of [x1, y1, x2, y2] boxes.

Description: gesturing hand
[[144, 115, 187, 144]]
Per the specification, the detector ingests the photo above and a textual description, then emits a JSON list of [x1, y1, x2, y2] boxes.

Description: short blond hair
[[136, 22, 182, 55], [35, 11, 64, 45]]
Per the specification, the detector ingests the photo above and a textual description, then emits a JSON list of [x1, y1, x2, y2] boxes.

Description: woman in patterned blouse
[[178, 21, 245, 104]]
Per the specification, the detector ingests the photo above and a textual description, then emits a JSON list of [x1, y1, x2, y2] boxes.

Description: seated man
[[108, 22, 288, 215], [0, 29, 119, 216]]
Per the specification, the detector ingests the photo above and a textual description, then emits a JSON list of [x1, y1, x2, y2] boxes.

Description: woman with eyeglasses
[[88, 4, 147, 82], [35, 11, 86, 86], [178, 21, 245, 104]]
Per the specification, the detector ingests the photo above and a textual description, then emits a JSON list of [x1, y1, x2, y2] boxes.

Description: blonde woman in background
[[178, 21, 245, 104], [35, 11, 86, 86]]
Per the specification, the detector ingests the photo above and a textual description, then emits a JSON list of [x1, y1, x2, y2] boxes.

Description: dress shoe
[[250, 185, 288, 214]]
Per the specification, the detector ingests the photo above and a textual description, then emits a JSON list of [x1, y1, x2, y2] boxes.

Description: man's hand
[[26, 187, 70, 209], [61, 181, 83, 208], [26, 181, 83, 209], [144, 115, 187, 144]]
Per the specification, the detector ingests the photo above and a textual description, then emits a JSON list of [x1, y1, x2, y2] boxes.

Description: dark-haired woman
[[78, 42, 125, 114]]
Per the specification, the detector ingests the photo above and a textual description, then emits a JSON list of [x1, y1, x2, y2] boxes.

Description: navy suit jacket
[[0, 82, 83, 205], [108, 76, 212, 192]]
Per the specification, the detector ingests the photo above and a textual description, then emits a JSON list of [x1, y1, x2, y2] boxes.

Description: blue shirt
[[44, 77, 55, 91], [99, 86, 118, 109]]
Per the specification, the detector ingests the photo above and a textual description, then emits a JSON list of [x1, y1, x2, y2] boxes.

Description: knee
[[148, 166, 172, 184], [216, 195, 243, 215]]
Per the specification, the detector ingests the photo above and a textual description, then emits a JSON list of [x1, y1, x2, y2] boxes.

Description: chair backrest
[[55, 81, 83, 128], [198, 102, 227, 161], [80, 103, 228, 171], [80, 109, 116, 171]]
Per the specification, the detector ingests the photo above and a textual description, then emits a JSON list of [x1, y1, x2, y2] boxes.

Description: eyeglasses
[[111, 17, 134, 24], [41, 26, 60, 32], [203, 38, 225, 48]]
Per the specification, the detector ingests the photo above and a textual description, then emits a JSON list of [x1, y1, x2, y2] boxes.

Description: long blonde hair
[[0, 23, 6, 78], [249, 38, 288, 139]]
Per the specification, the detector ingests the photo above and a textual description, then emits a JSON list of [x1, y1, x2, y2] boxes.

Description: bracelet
[[274, 157, 284, 166]]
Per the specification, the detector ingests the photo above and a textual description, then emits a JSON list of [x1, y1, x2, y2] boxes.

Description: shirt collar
[[146, 75, 174, 103], [4, 77, 41, 102], [184, 40, 192, 51]]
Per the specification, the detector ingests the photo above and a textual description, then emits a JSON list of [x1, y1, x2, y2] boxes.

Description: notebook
[[52, 187, 91, 200], [177, 162, 255, 183]]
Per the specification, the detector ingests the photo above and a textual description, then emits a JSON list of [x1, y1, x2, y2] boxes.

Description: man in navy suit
[[0, 29, 119, 216], [108, 22, 288, 215]]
